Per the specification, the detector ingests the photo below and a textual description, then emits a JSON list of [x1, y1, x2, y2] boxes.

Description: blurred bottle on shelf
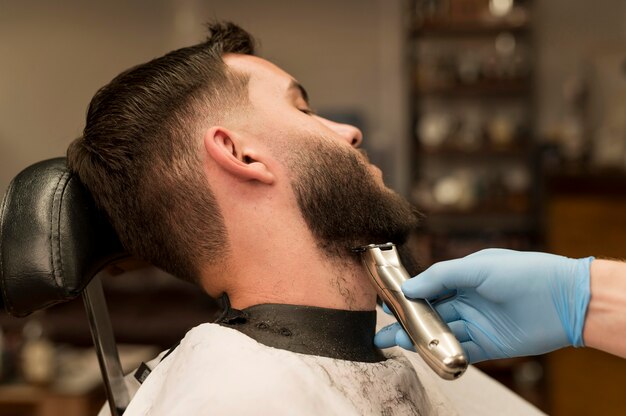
[[21, 315, 56, 385], [590, 52, 626, 171], [412, 164, 530, 213]]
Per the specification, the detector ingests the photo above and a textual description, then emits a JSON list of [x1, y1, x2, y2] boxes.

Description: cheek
[[314, 116, 340, 134]]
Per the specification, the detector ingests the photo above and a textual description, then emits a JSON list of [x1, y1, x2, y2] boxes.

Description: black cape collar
[[214, 295, 386, 363]]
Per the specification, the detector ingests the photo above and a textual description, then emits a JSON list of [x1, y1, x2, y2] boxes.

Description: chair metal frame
[[83, 272, 130, 415]]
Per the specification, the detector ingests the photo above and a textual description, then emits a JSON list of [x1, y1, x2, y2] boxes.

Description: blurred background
[[1, 0, 625, 414]]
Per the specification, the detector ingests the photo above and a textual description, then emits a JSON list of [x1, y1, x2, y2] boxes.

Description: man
[[69, 22, 541, 415]]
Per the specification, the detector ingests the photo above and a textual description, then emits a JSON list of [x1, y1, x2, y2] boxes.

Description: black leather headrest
[[0, 158, 128, 317]]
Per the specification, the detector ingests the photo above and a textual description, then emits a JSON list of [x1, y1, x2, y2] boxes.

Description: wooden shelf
[[422, 206, 531, 217], [416, 79, 531, 96], [424, 202, 530, 211], [413, 18, 530, 37], [545, 168, 626, 195], [408, 2, 546, 411], [418, 144, 532, 158], [0, 383, 104, 416], [417, 209, 535, 232]]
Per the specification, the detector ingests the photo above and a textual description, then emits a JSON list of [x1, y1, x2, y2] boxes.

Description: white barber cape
[[100, 309, 545, 415]]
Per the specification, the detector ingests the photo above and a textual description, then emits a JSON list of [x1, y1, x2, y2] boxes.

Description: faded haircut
[[67, 22, 256, 283]]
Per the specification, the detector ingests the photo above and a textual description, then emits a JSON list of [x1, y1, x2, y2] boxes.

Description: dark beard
[[287, 139, 421, 258]]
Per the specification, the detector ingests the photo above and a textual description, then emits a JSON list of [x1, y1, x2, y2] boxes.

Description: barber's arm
[[583, 258, 626, 358], [375, 249, 626, 363]]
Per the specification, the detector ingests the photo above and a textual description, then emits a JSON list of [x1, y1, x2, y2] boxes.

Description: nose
[[317, 117, 363, 148]]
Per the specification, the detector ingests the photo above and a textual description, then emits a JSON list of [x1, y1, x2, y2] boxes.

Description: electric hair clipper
[[355, 243, 468, 380]]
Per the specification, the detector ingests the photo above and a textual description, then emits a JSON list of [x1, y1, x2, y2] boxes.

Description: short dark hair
[[67, 22, 256, 283]]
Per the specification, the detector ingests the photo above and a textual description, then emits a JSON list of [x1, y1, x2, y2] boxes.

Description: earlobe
[[203, 127, 275, 185]]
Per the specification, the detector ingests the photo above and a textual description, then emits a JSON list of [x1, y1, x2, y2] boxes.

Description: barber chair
[[0, 158, 131, 415]]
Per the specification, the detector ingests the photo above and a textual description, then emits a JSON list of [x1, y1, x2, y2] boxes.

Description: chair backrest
[[1, 157, 131, 415], [0, 157, 128, 316]]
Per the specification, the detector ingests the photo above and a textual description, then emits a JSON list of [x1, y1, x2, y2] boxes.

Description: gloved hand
[[375, 249, 594, 363]]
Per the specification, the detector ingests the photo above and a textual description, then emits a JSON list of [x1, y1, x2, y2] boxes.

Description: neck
[[203, 229, 378, 311], [201, 175, 378, 311], [234, 247, 377, 311]]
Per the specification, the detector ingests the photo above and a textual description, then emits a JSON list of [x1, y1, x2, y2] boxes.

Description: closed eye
[[299, 108, 316, 115]]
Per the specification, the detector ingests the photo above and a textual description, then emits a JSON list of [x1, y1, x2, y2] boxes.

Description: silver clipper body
[[358, 243, 468, 380]]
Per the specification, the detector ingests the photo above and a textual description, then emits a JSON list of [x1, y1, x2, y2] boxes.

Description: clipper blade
[[351, 242, 394, 253]]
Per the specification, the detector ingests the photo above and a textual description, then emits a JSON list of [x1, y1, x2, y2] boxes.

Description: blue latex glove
[[375, 249, 594, 363]]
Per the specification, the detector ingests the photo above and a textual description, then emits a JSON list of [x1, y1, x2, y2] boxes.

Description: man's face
[[224, 54, 420, 256]]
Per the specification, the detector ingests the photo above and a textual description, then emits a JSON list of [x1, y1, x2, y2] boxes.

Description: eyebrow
[[288, 80, 309, 105]]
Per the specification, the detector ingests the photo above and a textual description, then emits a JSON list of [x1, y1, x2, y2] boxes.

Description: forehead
[[224, 54, 296, 99]]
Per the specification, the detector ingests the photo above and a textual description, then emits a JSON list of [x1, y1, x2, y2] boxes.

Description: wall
[[0, 0, 409, 195], [3, 1, 626, 197], [534, 0, 626, 136]]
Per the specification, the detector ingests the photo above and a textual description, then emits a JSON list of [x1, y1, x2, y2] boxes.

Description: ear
[[203, 126, 275, 184]]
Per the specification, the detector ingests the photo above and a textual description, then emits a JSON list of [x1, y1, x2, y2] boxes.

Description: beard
[[285, 137, 421, 258]]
